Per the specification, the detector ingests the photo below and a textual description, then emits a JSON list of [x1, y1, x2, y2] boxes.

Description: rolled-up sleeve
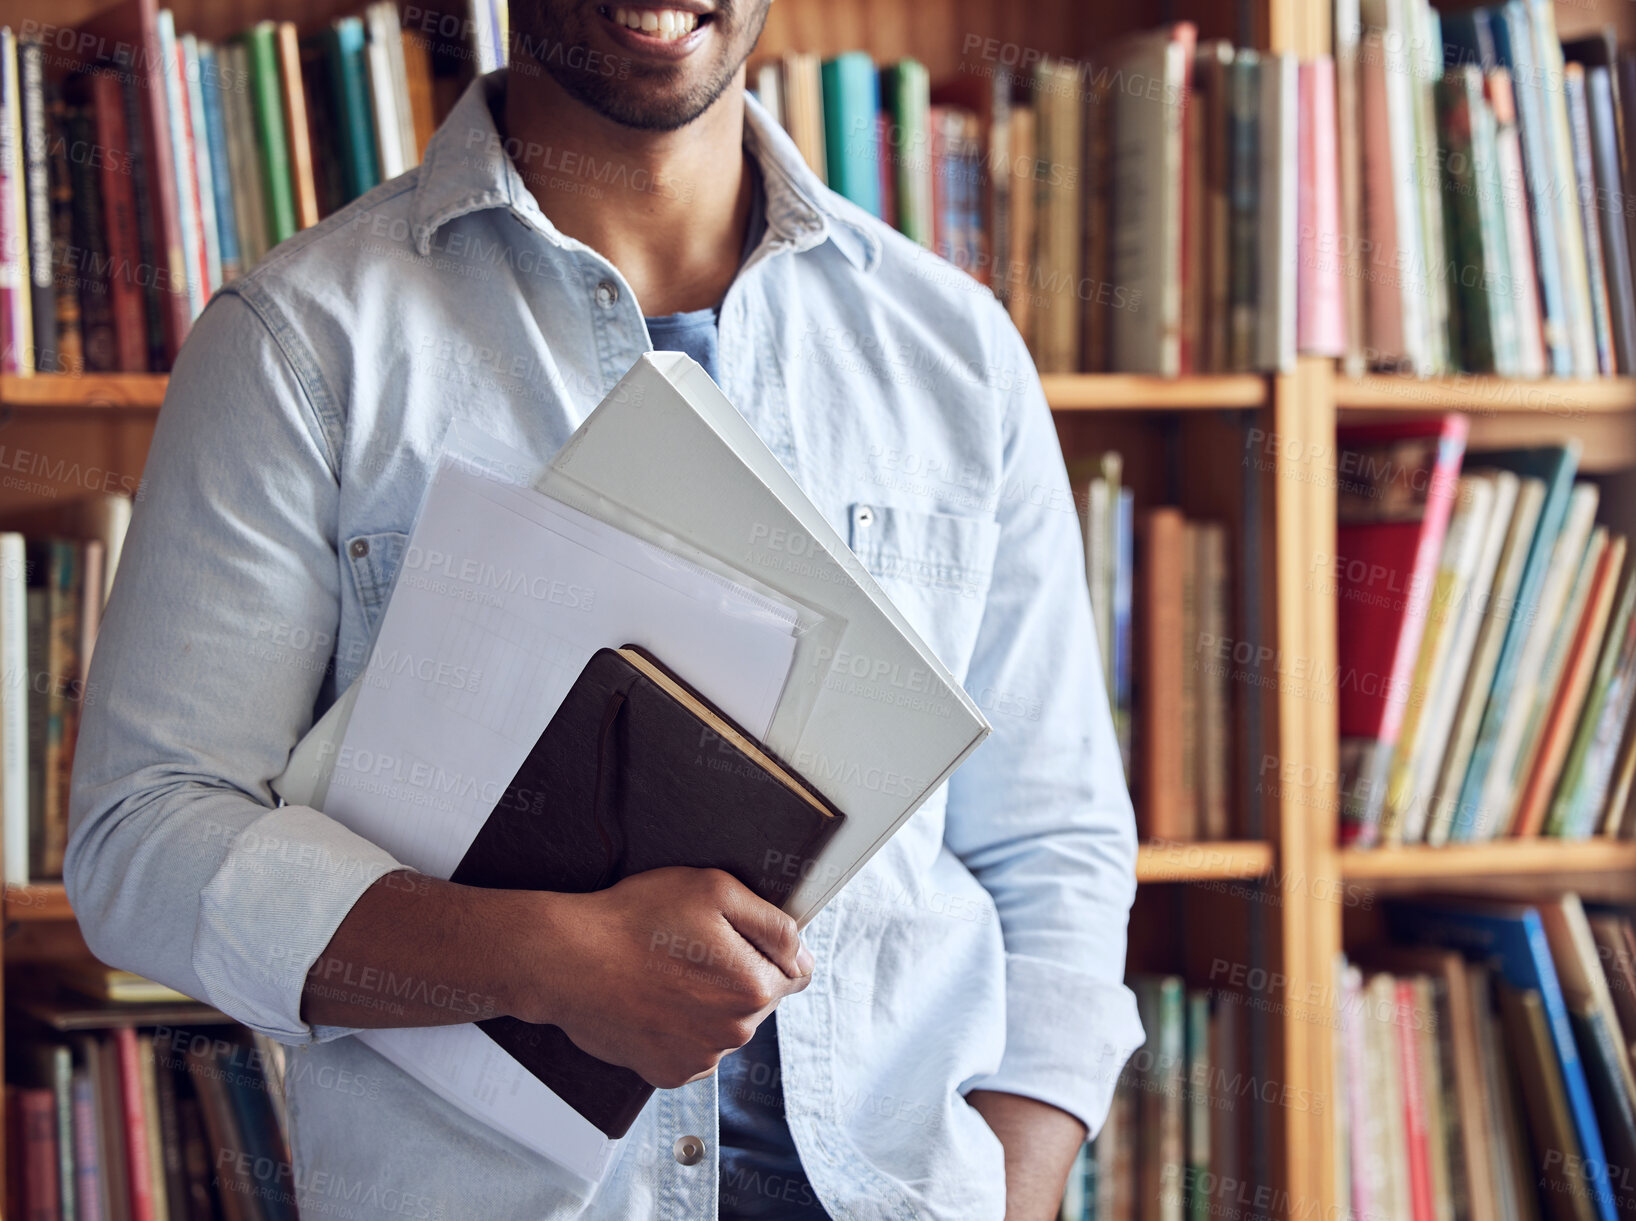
[[943, 311, 1145, 1136], [66, 289, 403, 1043]]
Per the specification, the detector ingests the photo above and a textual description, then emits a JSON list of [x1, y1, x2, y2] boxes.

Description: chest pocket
[[345, 529, 410, 633], [847, 503, 1000, 682]]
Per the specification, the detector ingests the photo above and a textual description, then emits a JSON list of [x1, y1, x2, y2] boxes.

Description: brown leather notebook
[[448, 645, 844, 1139]]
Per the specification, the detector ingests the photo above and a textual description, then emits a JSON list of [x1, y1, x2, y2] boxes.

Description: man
[[67, 0, 1143, 1216]]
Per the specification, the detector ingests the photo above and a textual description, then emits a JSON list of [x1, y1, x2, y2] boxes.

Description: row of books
[[1336, 0, 1636, 378], [1058, 977, 1248, 1221], [8, 1019, 294, 1221], [0, 5, 433, 377], [1336, 896, 1636, 1221], [1071, 453, 1240, 841], [1337, 419, 1636, 848], [0, 494, 133, 886], [751, 33, 1336, 377]]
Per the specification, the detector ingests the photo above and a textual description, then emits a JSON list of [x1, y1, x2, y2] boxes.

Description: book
[[1258, 51, 1297, 372], [1564, 64, 1617, 376], [1035, 57, 1085, 373], [112, 1027, 157, 1221], [1297, 56, 1346, 358], [820, 52, 880, 217], [276, 22, 320, 232], [1486, 67, 1548, 379], [1450, 443, 1582, 840], [16, 39, 55, 375], [1335, 416, 1469, 846], [157, 9, 205, 319], [1137, 507, 1190, 841], [14, 1085, 60, 1221], [325, 18, 379, 203], [245, 21, 296, 247], [181, 35, 222, 300], [198, 42, 242, 285], [55, 965, 191, 1005], [70, 1069, 102, 1221], [1585, 66, 1636, 375], [0, 29, 34, 375], [1389, 900, 1620, 1221], [445, 644, 843, 1139]]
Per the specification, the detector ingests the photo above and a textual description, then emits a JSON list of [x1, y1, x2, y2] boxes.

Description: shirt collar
[[409, 69, 880, 273]]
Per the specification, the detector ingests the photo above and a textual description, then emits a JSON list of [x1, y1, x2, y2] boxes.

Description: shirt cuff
[[964, 952, 1146, 1138], [190, 804, 405, 1043]]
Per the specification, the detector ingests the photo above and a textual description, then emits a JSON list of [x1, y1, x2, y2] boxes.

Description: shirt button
[[672, 1134, 705, 1166], [595, 280, 619, 308], [855, 506, 875, 527], [349, 539, 370, 558]]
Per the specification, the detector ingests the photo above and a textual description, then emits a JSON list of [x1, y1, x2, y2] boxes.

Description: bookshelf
[[5, 0, 1635, 1215]]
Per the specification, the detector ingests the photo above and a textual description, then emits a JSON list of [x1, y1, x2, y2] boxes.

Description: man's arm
[[66, 290, 806, 1086], [942, 305, 1146, 1212]]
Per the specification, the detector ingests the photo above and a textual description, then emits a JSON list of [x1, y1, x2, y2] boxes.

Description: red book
[[1395, 981, 1437, 1221], [113, 1025, 157, 1221], [13, 1085, 61, 1221], [1297, 57, 1346, 357], [87, 71, 149, 372], [1334, 415, 1468, 846]]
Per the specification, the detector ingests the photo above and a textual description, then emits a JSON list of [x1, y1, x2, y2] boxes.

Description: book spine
[[820, 53, 880, 217], [114, 1027, 157, 1221], [18, 40, 55, 375], [1434, 69, 1496, 373], [1257, 51, 1296, 372], [1395, 980, 1436, 1221], [121, 72, 167, 373], [50, 1047, 76, 1221], [0, 29, 34, 375], [277, 22, 320, 230], [63, 105, 116, 374], [1, 533, 26, 887], [44, 90, 83, 375], [1587, 67, 1636, 376], [198, 44, 242, 284], [1296, 57, 1345, 357], [1486, 69, 1547, 378], [1564, 65, 1616, 375], [18, 1087, 61, 1221], [328, 20, 379, 202], [71, 1072, 103, 1221], [1138, 508, 1191, 841], [1226, 52, 1259, 372], [157, 10, 205, 320], [246, 23, 296, 246], [88, 72, 150, 373], [181, 36, 222, 300]]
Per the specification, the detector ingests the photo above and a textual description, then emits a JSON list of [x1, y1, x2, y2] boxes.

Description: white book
[[1334, 0, 1367, 375], [1426, 475, 1543, 845], [1085, 476, 1111, 690], [1473, 483, 1600, 838], [1257, 52, 1298, 372], [1404, 0, 1449, 373], [157, 11, 204, 317], [181, 36, 222, 297], [365, 26, 405, 181], [0, 534, 25, 886], [1409, 472, 1518, 841], [1388, 475, 1495, 845], [1491, 84, 1547, 379], [367, 2, 418, 170], [468, 0, 499, 74], [755, 62, 784, 128]]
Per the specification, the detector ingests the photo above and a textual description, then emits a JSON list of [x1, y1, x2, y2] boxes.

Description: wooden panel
[[0, 374, 167, 410], [5, 884, 74, 923], [1337, 375, 1636, 414], [1136, 840, 1275, 883], [1044, 374, 1268, 411]]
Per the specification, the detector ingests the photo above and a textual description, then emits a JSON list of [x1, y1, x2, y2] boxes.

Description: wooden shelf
[[1135, 840, 1275, 883], [0, 374, 167, 411], [1336, 374, 1636, 414], [5, 884, 74, 923], [1339, 838, 1636, 881], [1043, 373, 1268, 411]]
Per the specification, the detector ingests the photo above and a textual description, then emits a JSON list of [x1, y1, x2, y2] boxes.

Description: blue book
[[1388, 901, 1619, 1221], [1440, 7, 1496, 70], [820, 52, 880, 217], [1485, 4, 1575, 375], [1450, 442, 1582, 839], [220, 1046, 298, 1221], [197, 43, 242, 283], [325, 18, 379, 202]]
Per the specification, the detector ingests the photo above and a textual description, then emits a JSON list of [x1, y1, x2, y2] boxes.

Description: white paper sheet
[[321, 453, 803, 1180]]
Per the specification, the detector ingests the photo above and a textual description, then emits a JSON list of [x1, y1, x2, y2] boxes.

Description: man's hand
[[519, 866, 814, 1087], [301, 867, 813, 1092], [967, 1090, 1087, 1221]]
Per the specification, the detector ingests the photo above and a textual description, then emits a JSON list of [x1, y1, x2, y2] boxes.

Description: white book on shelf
[[1408, 471, 1518, 842], [365, 23, 406, 181], [1426, 475, 1543, 845], [368, 2, 418, 170], [0, 533, 25, 887], [1389, 475, 1496, 845], [1473, 483, 1600, 838]]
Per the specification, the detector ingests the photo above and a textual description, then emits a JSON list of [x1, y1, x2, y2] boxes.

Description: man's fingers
[[710, 871, 812, 979]]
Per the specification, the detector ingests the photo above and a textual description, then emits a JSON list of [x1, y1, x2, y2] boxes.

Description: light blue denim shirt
[[66, 71, 1143, 1221]]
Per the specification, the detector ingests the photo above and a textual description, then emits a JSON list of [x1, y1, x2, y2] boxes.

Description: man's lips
[[598, 4, 714, 56]]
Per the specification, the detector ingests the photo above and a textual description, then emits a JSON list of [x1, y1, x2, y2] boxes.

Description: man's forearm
[[301, 870, 539, 1028], [967, 1090, 1086, 1221]]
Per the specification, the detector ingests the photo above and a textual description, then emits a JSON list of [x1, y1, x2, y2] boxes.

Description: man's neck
[[502, 71, 754, 316]]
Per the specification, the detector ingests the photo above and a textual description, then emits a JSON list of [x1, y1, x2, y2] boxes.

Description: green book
[[1435, 67, 1498, 373], [1548, 561, 1636, 836], [245, 21, 296, 245], [325, 17, 379, 202], [1185, 990, 1211, 1221], [882, 58, 930, 246], [820, 52, 880, 217], [1134, 975, 1185, 1221]]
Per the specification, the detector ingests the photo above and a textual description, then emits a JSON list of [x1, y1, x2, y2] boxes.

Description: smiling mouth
[[600, 5, 714, 41]]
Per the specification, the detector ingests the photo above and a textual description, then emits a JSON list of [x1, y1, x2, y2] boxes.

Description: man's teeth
[[612, 7, 699, 38]]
